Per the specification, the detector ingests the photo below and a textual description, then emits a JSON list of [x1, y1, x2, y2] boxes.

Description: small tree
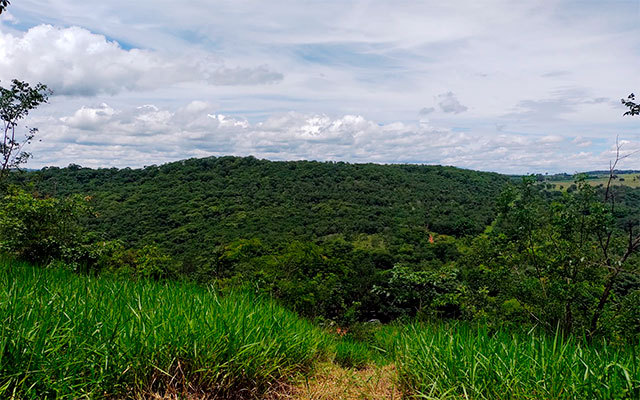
[[0, 79, 51, 180], [0, 1, 9, 15], [621, 93, 639, 116]]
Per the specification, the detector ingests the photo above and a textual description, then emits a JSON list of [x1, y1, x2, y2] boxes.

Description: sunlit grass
[[390, 323, 640, 399], [0, 260, 334, 399], [4, 259, 639, 399]]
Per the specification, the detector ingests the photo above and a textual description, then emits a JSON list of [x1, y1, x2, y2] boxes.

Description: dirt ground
[[273, 363, 402, 400]]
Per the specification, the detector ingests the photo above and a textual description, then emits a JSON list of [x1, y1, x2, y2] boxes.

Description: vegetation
[[0, 0, 9, 15], [622, 93, 640, 117], [391, 323, 640, 400], [0, 259, 337, 399], [543, 172, 640, 190], [3, 259, 638, 400], [4, 156, 640, 336], [7, 158, 510, 323], [2, 165, 639, 398], [0, 79, 50, 180], [15, 157, 508, 244]]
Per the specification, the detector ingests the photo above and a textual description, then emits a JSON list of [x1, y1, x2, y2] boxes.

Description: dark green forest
[[18, 156, 508, 244], [3, 156, 640, 341]]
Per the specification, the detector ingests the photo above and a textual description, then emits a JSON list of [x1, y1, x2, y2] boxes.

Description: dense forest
[[5, 157, 508, 323], [3, 156, 639, 341], [18, 156, 508, 244]]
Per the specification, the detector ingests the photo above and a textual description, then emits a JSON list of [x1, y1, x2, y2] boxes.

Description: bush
[[0, 188, 89, 264]]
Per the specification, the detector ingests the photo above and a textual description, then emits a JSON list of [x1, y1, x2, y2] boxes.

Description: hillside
[[16, 156, 509, 262]]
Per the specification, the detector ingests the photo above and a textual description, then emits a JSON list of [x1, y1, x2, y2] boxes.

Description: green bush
[[0, 188, 89, 264]]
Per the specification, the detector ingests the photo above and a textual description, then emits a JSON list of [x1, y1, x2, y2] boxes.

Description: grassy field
[[385, 323, 640, 400], [0, 260, 340, 399], [548, 173, 640, 190], [3, 260, 640, 399]]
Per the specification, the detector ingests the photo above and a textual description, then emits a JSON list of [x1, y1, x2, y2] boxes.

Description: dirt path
[[143, 363, 402, 399], [274, 363, 402, 400]]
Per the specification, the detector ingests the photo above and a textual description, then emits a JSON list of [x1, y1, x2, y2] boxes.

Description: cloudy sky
[[1, 0, 639, 173]]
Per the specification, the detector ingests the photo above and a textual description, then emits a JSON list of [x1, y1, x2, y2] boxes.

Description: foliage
[[393, 322, 640, 400], [458, 176, 640, 338], [0, 260, 334, 399], [371, 263, 461, 321], [0, 0, 8, 15], [9, 157, 509, 323], [0, 188, 90, 265], [5, 156, 640, 335], [622, 93, 640, 116], [0, 80, 50, 180], [14, 156, 508, 257]]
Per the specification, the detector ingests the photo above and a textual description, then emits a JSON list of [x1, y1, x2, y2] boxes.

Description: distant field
[[545, 173, 640, 190]]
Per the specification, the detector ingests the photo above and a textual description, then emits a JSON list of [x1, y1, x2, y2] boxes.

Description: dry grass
[[136, 363, 402, 400], [275, 363, 402, 400]]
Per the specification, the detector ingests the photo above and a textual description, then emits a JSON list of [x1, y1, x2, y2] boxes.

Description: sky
[[1, 0, 639, 174]]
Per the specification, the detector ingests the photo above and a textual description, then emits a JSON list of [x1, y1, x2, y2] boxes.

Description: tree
[[0, 79, 50, 180], [0, 187, 90, 264], [0, 1, 9, 15], [586, 142, 640, 339], [621, 93, 639, 116]]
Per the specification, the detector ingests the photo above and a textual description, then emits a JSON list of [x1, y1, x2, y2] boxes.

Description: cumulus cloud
[[437, 92, 468, 114], [538, 135, 564, 144], [23, 102, 638, 174], [61, 104, 116, 130], [0, 25, 282, 96], [5, 1, 640, 172]]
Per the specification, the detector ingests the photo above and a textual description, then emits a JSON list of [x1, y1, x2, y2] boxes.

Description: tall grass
[[392, 323, 640, 400], [0, 260, 333, 399], [5, 259, 638, 400]]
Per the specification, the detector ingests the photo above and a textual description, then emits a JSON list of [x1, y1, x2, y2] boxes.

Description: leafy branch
[[1, 79, 51, 179]]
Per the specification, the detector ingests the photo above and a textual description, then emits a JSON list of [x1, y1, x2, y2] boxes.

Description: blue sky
[[1, 0, 639, 173]]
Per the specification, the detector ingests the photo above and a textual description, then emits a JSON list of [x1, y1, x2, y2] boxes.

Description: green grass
[[389, 323, 640, 400], [0, 260, 334, 399], [4, 260, 640, 400]]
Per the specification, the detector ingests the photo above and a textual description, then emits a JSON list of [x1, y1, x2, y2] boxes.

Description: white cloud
[[538, 135, 564, 144], [572, 136, 593, 148], [0, 25, 282, 96], [23, 102, 640, 174], [3, 0, 640, 172], [61, 104, 115, 130], [437, 92, 468, 114]]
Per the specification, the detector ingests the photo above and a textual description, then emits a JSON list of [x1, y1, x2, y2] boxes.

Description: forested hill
[[15, 156, 509, 260]]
